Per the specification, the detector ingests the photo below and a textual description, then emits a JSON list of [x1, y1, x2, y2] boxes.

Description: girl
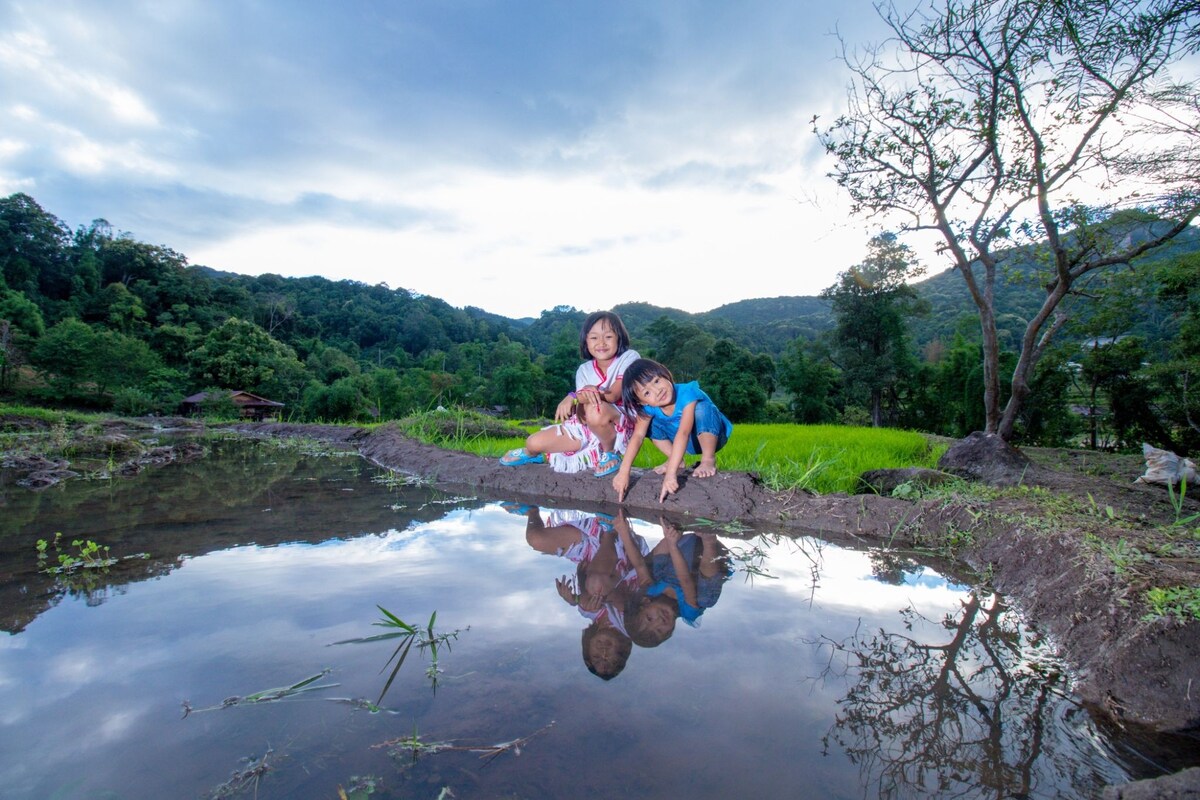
[[516, 505, 648, 679], [500, 311, 640, 477], [612, 358, 733, 503], [621, 518, 731, 647]]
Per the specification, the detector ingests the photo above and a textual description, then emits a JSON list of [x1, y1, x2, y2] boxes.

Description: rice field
[[427, 412, 944, 495]]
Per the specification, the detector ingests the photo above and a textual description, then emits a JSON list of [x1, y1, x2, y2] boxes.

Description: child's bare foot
[[692, 458, 718, 478]]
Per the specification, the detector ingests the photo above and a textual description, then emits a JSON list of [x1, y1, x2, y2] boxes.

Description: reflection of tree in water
[[867, 550, 922, 586], [812, 591, 1107, 799]]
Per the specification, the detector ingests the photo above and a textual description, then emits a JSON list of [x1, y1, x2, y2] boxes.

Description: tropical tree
[[30, 319, 160, 404], [0, 194, 71, 299], [822, 234, 927, 427], [778, 339, 841, 424], [188, 317, 307, 401], [818, 0, 1200, 440], [699, 339, 772, 423]]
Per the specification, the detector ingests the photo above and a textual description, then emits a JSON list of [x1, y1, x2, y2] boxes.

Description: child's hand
[[577, 591, 604, 612], [555, 576, 579, 606], [554, 395, 576, 423], [659, 472, 679, 503], [577, 385, 603, 409], [613, 471, 630, 502], [661, 518, 682, 545]]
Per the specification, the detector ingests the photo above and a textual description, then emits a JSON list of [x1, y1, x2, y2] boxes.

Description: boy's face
[[633, 375, 673, 408], [637, 599, 676, 642]]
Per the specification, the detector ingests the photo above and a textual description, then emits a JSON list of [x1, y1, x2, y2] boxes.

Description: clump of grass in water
[[181, 669, 340, 717], [332, 606, 467, 703]]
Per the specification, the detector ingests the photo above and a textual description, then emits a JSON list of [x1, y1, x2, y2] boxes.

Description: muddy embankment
[[228, 420, 1200, 748]]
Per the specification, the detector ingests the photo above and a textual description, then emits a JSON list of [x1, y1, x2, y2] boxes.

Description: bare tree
[[818, 0, 1200, 439], [810, 592, 1103, 798]]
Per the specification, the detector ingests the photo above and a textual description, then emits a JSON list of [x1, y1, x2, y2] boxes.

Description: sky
[[0, 0, 907, 320]]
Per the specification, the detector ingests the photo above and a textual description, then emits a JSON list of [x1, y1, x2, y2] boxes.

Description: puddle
[[0, 438, 1173, 798]]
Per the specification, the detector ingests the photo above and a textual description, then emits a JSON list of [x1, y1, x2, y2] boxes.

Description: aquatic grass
[[181, 669, 340, 716], [374, 721, 556, 766], [332, 606, 465, 703], [394, 408, 528, 448], [0, 403, 106, 428]]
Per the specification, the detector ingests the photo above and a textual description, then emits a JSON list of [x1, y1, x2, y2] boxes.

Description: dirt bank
[[228, 421, 1200, 740]]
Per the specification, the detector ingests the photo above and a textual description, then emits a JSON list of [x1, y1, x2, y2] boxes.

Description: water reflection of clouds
[[173, 506, 578, 640], [751, 538, 970, 617]]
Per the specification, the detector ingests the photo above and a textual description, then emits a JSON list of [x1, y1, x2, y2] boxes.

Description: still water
[[0, 437, 1158, 798]]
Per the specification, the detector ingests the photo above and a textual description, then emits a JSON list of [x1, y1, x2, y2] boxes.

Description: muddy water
[[0, 438, 1169, 798]]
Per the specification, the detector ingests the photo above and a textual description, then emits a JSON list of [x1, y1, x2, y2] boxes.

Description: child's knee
[[692, 401, 724, 436]]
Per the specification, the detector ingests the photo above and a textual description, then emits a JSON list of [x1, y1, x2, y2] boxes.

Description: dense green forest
[[1, 192, 1196, 453]]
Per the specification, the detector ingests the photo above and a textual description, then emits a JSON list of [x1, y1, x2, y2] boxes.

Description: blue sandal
[[593, 451, 621, 477], [500, 448, 546, 466]]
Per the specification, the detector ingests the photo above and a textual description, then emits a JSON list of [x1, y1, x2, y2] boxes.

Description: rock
[[17, 469, 79, 490], [857, 467, 957, 495], [1102, 767, 1200, 799], [937, 431, 1032, 486]]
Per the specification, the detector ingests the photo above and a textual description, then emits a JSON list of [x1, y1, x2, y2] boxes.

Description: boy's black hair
[[619, 358, 674, 416], [579, 311, 631, 360]]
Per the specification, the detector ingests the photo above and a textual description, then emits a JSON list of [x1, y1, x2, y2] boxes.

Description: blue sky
[[0, 0, 900, 319]]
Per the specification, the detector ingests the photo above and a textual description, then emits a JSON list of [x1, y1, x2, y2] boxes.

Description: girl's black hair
[[581, 623, 633, 680], [579, 311, 631, 360], [619, 358, 674, 417]]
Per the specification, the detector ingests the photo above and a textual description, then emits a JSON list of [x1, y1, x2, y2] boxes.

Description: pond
[[0, 437, 1179, 799]]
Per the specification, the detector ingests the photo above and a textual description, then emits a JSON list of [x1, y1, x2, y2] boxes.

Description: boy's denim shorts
[[648, 399, 730, 455]]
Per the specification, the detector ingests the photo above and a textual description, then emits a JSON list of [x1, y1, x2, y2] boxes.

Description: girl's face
[[585, 321, 619, 363], [633, 375, 673, 408], [585, 628, 627, 677]]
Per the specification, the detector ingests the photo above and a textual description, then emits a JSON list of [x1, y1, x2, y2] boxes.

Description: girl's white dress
[[547, 349, 640, 474]]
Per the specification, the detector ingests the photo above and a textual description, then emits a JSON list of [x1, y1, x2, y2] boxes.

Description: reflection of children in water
[[515, 505, 651, 679], [618, 516, 732, 648]]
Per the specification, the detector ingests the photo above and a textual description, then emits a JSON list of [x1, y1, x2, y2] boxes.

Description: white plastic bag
[[1134, 443, 1198, 486]]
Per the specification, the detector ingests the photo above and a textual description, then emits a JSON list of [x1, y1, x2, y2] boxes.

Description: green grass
[[411, 411, 944, 495], [0, 403, 108, 427], [1143, 585, 1200, 623]]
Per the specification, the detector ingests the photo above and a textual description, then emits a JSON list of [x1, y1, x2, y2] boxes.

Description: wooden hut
[[180, 390, 285, 421]]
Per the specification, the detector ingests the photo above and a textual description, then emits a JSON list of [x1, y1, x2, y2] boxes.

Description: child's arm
[[613, 415, 650, 501], [659, 401, 698, 502], [598, 376, 623, 405], [662, 521, 699, 609], [613, 509, 652, 587]]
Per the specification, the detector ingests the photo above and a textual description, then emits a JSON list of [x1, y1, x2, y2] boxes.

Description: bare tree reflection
[[810, 590, 1099, 799]]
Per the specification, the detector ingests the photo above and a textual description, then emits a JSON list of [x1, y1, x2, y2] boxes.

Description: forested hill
[[2, 191, 1196, 442], [680, 223, 1200, 355]]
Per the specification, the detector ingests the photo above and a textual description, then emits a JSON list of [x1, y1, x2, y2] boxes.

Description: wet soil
[[5, 415, 1198, 748]]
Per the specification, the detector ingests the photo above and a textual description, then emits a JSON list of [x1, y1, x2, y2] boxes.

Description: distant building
[[180, 390, 285, 421]]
